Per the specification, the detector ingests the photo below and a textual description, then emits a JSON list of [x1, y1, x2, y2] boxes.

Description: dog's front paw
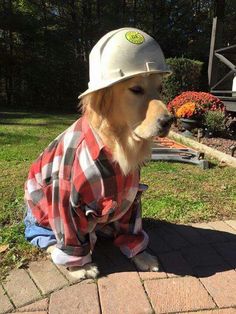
[[131, 251, 159, 272], [68, 263, 99, 280]]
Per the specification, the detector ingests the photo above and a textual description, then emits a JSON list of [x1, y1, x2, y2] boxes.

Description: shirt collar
[[82, 116, 105, 160]]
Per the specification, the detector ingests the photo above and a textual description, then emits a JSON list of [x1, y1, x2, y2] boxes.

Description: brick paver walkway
[[1, 220, 236, 314]]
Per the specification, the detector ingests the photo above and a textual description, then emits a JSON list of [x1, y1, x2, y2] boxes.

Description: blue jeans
[[24, 207, 57, 249]]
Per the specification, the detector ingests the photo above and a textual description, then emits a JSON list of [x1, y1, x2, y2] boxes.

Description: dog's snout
[[158, 115, 174, 128]]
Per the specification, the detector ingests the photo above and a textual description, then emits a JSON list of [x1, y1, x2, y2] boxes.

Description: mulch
[[172, 126, 236, 158], [201, 137, 236, 157]]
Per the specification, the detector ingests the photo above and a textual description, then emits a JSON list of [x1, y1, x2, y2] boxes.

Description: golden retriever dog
[[65, 74, 172, 279], [24, 28, 173, 280], [82, 74, 172, 176], [77, 74, 172, 276]]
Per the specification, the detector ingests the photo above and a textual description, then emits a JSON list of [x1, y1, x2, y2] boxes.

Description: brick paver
[[96, 240, 136, 272], [181, 245, 226, 269], [0, 285, 14, 314], [1, 220, 236, 314], [28, 260, 68, 294], [183, 309, 236, 314], [17, 311, 48, 314], [2, 269, 41, 308], [191, 223, 226, 243], [49, 280, 100, 314], [15, 298, 49, 312], [171, 224, 207, 245], [200, 269, 236, 307], [98, 272, 152, 314], [225, 220, 236, 230], [139, 269, 167, 280], [159, 251, 193, 277], [147, 228, 171, 254], [144, 276, 216, 313], [55, 265, 83, 284], [92, 246, 115, 275], [149, 224, 190, 250], [208, 221, 236, 238], [213, 242, 236, 268]]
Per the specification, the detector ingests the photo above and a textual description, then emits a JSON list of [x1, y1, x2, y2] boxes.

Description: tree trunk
[[6, 0, 13, 106]]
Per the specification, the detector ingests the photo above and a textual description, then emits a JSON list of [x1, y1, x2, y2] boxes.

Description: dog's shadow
[[92, 218, 236, 278]]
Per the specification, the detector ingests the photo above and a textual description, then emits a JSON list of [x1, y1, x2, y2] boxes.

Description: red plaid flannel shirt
[[25, 116, 148, 266]]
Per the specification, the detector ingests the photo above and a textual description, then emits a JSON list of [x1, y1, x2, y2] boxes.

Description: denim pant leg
[[24, 207, 57, 249]]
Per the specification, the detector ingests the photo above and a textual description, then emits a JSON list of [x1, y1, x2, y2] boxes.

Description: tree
[[0, 0, 235, 110]]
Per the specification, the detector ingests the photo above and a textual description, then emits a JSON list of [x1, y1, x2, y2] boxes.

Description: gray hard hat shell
[[78, 27, 171, 99]]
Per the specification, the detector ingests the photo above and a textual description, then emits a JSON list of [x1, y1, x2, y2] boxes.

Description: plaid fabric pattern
[[25, 116, 148, 266]]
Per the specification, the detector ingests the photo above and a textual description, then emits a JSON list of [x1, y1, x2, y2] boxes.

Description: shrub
[[204, 111, 226, 133], [162, 58, 203, 104]]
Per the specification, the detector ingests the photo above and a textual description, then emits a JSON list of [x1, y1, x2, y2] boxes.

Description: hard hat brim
[[78, 69, 172, 99]]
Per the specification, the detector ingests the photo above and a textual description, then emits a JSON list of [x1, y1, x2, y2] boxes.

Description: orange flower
[[176, 102, 196, 118]]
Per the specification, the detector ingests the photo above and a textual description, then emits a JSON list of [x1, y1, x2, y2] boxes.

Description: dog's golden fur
[[47, 74, 173, 279], [80, 74, 172, 175]]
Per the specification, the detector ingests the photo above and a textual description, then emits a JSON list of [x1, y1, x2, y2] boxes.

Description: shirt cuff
[[51, 247, 92, 267], [115, 230, 149, 258]]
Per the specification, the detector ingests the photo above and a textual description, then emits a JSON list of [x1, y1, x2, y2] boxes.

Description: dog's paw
[[131, 251, 159, 272], [46, 245, 56, 256], [67, 263, 99, 280]]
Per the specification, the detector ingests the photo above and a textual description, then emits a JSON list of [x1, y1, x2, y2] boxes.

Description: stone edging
[[168, 130, 236, 168]]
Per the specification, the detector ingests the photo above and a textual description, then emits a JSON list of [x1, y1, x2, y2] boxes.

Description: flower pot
[[180, 118, 202, 131], [180, 118, 202, 137]]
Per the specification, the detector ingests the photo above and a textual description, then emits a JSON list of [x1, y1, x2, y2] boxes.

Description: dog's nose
[[158, 115, 174, 128]]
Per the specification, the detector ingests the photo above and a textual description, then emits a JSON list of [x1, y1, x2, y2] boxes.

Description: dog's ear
[[81, 88, 113, 119], [98, 88, 113, 118]]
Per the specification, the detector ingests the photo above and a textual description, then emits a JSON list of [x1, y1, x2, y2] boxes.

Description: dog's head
[[81, 73, 173, 141], [79, 28, 173, 174], [80, 28, 173, 142], [110, 73, 173, 139], [81, 73, 173, 174]]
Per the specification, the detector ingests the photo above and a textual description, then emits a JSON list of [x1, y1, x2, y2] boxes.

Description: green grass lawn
[[141, 162, 236, 223], [0, 110, 236, 279]]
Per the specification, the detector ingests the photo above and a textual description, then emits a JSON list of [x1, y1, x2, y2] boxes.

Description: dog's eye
[[129, 86, 144, 95]]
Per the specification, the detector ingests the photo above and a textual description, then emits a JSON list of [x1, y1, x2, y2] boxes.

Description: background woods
[[0, 0, 235, 111]]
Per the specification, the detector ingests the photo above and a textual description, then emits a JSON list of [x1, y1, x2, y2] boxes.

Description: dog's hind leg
[[131, 251, 159, 272]]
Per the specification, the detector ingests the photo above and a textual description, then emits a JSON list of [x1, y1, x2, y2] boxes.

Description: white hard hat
[[78, 27, 171, 99]]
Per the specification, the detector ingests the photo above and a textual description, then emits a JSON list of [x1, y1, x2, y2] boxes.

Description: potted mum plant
[[167, 91, 225, 136]]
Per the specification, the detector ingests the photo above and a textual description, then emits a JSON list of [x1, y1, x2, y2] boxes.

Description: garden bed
[[167, 91, 236, 158], [201, 136, 235, 156], [171, 125, 236, 158]]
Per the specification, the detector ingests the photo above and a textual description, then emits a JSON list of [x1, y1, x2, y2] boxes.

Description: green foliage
[[204, 110, 226, 133], [162, 58, 204, 104], [1, 1, 236, 111]]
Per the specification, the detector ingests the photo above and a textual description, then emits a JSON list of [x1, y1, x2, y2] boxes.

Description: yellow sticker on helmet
[[125, 31, 145, 45]]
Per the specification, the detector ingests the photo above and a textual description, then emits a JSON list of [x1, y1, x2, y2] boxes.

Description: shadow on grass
[[0, 112, 76, 127], [92, 218, 236, 279]]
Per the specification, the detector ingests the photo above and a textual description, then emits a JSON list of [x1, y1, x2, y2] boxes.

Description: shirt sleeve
[[46, 176, 93, 267], [113, 184, 149, 258]]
